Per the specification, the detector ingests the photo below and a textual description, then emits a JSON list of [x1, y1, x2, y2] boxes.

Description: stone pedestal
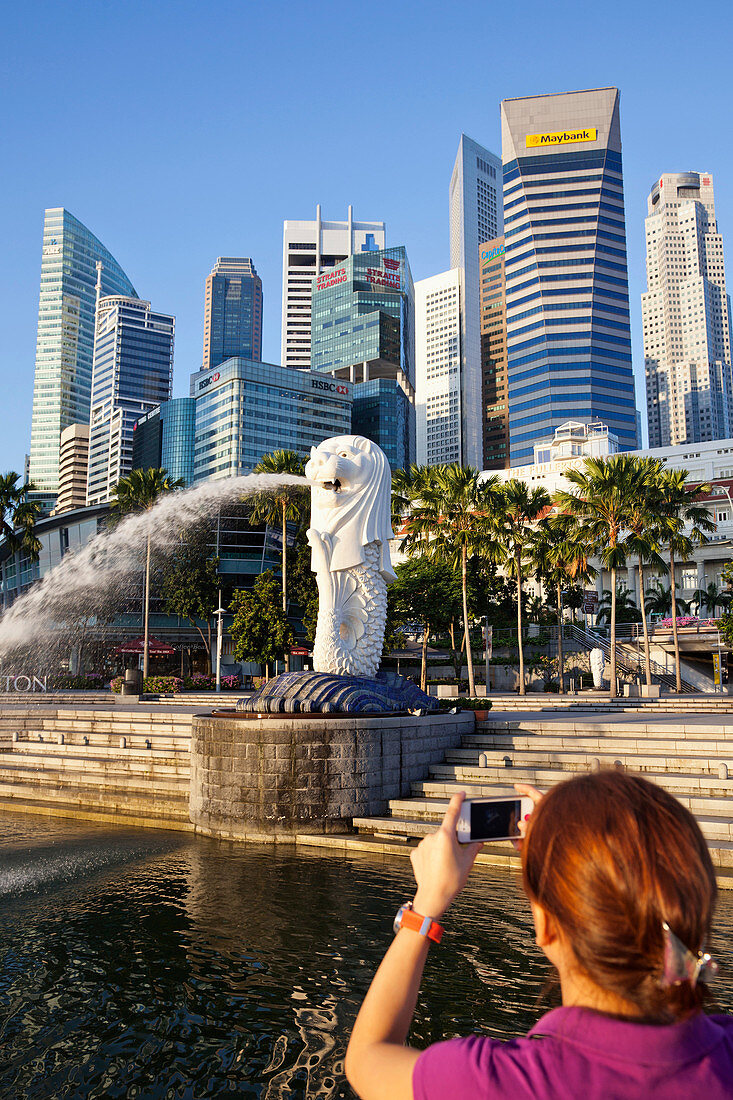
[[189, 711, 473, 842]]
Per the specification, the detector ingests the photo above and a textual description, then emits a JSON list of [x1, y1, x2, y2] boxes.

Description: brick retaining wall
[[189, 712, 473, 840]]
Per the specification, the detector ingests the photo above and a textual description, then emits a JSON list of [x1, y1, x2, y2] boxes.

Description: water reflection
[[0, 815, 731, 1098]]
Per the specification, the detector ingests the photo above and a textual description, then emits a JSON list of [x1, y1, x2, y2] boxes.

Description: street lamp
[[215, 590, 227, 693]]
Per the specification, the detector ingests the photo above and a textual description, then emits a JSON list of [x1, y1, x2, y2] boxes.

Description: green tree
[[622, 456, 668, 687], [653, 469, 715, 692], [160, 523, 220, 663], [555, 455, 646, 699], [534, 514, 596, 693], [389, 555, 463, 691], [691, 581, 730, 617], [596, 587, 642, 625], [0, 471, 41, 563], [111, 467, 184, 676], [402, 465, 500, 696], [491, 480, 551, 696], [229, 570, 294, 675], [644, 581, 675, 618], [287, 524, 318, 644], [251, 450, 308, 671], [716, 563, 733, 647]]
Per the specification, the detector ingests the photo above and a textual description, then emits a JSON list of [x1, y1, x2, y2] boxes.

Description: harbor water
[[1, 813, 732, 1099]]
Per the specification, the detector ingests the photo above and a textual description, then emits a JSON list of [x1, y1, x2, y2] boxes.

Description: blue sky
[[2, 0, 732, 473]]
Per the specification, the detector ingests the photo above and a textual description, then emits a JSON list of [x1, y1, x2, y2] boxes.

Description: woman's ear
[[530, 900, 558, 949]]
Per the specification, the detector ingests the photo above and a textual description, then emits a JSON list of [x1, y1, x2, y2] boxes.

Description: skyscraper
[[86, 291, 174, 505], [52, 423, 90, 515], [202, 257, 263, 370], [281, 206, 386, 370], [479, 237, 509, 468], [500, 88, 639, 465], [449, 135, 502, 468], [415, 269, 462, 466], [643, 173, 732, 446], [310, 246, 415, 469], [28, 208, 137, 495], [132, 398, 196, 487]]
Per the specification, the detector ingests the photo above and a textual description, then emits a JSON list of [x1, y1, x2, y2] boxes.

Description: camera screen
[[469, 799, 521, 840]]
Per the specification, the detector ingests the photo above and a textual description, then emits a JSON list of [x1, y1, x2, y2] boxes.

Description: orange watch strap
[[399, 907, 444, 943]]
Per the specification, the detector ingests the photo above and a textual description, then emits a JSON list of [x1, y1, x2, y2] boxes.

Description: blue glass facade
[[29, 209, 137, 494], [500, 90, 639, 465], [190, 358, 352, 482], [203, 258, 263, 369], [87, 298, 174, 504], [310, 246, 415, 467], [352, 379, 413, 472], [161, 398, 196, 486]]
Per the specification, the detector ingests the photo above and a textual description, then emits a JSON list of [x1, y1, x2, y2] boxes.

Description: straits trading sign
[[364, 255, 403, 291], [525, 127, 597, 148], [316, 267, 347, 292]]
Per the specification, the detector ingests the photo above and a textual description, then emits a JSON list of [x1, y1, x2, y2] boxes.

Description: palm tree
[[534, 514, 596, 693], [491, 480, 551, 695], [596, 587, 641, 625], [0, 472, 42, 561], [403, 465, 500, 696], [555, 455, 646, 699], [111, 468, 184, 678], [251, 450, 308, 671], [645, 581, 674, 618], [692, 581, 729, 618], [653, 469, 715, 692], [624, 456, 668, 688]]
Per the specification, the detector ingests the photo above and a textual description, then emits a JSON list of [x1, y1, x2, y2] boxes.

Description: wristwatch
[[393, 901, 444, 944]]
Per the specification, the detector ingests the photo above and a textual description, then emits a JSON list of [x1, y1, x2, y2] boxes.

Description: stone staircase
[[352, 711, 733, 882], [0, 707, 193, 831]]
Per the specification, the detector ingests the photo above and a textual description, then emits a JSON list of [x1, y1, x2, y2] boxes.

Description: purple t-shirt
[[413, 1007, 733, 1099]]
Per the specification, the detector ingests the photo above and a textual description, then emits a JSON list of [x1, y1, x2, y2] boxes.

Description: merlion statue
[[237, 434, 437, 713], [305, 435, 396, 679], [590, 647, 605, 689]]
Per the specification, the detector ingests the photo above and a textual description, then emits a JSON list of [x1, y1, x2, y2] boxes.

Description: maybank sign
[[526, 127, 597, 148]]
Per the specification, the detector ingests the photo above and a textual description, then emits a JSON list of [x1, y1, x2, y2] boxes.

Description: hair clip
[[661, 921, 719, 988]]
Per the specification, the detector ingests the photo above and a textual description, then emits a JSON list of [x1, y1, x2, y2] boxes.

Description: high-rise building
[[643, 172, 732, 447], [202, 257, 263, 370], [190, 358, 352, 482], [415, 269, 462, 466], [500, 88, 639, 465], [132, 398, 196, 487], [449, 135, 502, 468], [52, 423, 90, 515], [281, 206, 386, 371], [28, 208, 137, 496], [479, 237, 509, 469], [86, 291, 174, 505], [310, 246, 415, 469]]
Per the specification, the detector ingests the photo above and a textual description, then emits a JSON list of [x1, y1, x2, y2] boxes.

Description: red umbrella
[[114, 637, 176, 656]]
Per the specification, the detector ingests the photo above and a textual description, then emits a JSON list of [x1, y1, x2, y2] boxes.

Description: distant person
[[345, 772, 732, 1099]]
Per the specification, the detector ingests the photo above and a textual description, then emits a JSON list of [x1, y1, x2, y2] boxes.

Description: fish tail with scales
[[312, 541, 386, 679]]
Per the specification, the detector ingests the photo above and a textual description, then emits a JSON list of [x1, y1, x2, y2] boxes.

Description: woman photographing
[[345, 771, 733, 1099]]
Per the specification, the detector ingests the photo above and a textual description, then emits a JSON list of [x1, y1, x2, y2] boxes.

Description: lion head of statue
[[305, 435, 396, 580]]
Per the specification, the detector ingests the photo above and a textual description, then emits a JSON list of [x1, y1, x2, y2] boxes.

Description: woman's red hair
[[522, 770, 717, 1020]]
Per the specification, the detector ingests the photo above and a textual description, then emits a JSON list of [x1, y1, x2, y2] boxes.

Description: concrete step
[[6, 743, 189, 767], [0, 795, 194, 832], [474, 719, 733, 735], [420, 768, 733, 801], [386, 788, 733, 839], [439, 752, 733, 779], [0, 761, 189, 795], [464, 733, 733, 754], [0, 779, 189, 818]]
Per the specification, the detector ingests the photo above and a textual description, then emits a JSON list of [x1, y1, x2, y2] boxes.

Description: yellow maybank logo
[[526, 127, 597, 148]]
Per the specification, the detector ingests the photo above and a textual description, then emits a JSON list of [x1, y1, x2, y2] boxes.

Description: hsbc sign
[[198, 371, 220, 391], [311, 378, 350, 396]]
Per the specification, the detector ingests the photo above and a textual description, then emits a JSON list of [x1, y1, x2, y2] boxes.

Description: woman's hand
[[410, 792, 482, 920], [512, 783, 543, 850]]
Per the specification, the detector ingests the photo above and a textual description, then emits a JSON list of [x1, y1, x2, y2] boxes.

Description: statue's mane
[[311, 436, 396, 580]]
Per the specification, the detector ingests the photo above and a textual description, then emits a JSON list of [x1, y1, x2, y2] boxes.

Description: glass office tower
[[500, 88, 639, 465], [190, 359, 352, 482], [202, 257, 263, 369], [449, 135, 502, 467], [29, 208, 137, 495], [132, 398, 196, 486], [87, 296, 174, 504], [310, 246, 415, 467]]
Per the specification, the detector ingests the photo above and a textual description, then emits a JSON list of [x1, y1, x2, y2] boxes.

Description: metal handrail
[[565, 623, 698, 694]]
